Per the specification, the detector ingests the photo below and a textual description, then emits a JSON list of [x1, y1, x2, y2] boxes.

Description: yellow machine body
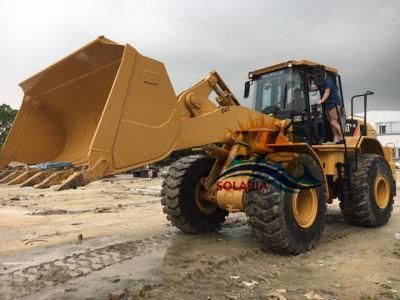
[[1, 37, 395, 255]]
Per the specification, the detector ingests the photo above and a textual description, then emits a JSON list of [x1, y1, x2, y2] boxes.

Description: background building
[[356, 111, 400, 159]]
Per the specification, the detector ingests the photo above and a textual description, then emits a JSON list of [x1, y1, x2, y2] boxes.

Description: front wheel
[[161, 155, 228, 233], [246, 182, 326, 254], [245, 154, 327, 255]]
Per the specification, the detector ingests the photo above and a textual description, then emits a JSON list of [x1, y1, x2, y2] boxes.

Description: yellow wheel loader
[[0, 37, 396, 254]]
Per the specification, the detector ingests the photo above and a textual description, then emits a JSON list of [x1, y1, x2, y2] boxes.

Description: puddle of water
[[160, 224, 258, 264]]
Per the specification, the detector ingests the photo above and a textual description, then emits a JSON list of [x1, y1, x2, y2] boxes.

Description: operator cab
[[244, 60, 345, 145]]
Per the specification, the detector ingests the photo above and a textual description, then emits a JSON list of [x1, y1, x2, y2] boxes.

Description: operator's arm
[[318, 88, 330, 104], [317, 78, 335, 105]]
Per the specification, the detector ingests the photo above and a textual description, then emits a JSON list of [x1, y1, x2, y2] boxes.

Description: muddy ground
[[0, 174, 399, 300]]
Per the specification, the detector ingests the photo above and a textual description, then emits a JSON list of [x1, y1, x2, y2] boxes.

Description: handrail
[[351, 91, 374, 136], [350, 91, 374, 171]]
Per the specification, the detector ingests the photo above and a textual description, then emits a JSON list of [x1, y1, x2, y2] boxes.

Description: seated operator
[[286, 88, 304, 112]]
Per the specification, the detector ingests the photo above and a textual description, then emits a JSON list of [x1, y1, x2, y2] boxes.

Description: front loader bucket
[[0, 36, 180, 189]]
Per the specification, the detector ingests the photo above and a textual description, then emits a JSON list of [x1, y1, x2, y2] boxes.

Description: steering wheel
[[262, 105, 281, 115]]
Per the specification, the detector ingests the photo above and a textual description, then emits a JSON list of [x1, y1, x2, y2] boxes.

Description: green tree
[[0, 104, 18, 147]]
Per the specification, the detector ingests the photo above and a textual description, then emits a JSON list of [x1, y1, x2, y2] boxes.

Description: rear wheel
[[161, 155, 228, 233], [245, 154, 327, 254], [339, 154, 395, 227]]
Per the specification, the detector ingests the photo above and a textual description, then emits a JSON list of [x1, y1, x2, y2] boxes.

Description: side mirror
[[244, 80, 252, 98]]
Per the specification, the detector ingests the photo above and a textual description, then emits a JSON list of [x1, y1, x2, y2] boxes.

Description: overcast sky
[[0, 0, 399, 112]]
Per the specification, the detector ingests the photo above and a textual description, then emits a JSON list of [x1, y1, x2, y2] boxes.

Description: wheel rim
[[374, 174, 390, 209], [195, 182, 218, 214], [292, 189, 318, 229]]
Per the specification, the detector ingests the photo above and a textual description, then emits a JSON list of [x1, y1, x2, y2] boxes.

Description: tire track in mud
[[320, 214, 364, 244], [322, 225, 364, 243], [0, 233, 173, 299]]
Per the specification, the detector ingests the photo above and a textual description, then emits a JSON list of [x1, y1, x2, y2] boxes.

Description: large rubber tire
[[245, 155, 327, 255], [161, 155, 228, 233], [339, 154, 395, 227]]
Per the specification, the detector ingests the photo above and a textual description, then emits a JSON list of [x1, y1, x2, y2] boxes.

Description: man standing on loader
[[312, 72, 344, 144]]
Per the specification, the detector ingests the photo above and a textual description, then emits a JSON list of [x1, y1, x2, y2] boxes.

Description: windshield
[[251, 68, 306, 114]]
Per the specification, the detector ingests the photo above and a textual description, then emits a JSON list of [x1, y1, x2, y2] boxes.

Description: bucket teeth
[[0, 171, 25, 184], [0, 164, 95, 190], [20, 171, 52, 187], [0, 170, 14, 180], [56, 171, 86, 191], [7, 170, 39, 185], [34, 169, 74, 189]]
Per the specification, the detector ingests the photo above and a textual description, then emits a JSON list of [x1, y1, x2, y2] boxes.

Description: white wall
[[355, 111, 400, 158], [355, 111, 400, 128]]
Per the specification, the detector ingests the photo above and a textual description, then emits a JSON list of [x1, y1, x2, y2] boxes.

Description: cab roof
[[249, 60, 338, 78]]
